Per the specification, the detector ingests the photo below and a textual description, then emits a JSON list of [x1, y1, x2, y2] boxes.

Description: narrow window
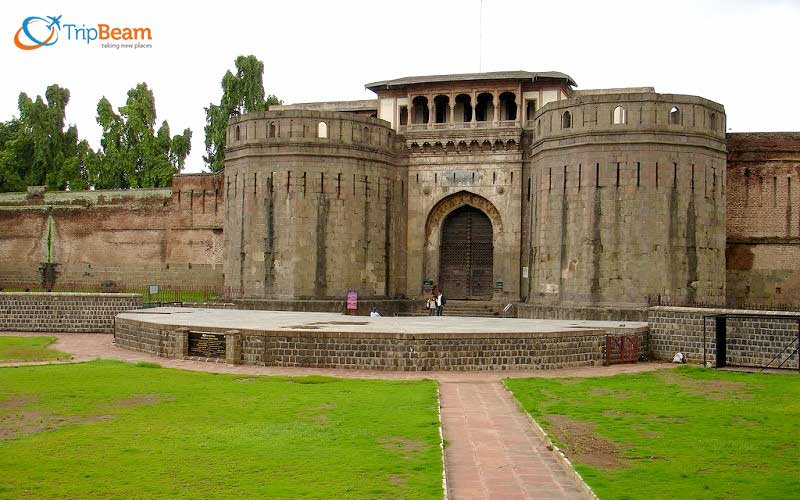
[[773, 176, 778, 207], [562, 111, 572, 129], [320, 172, 324, 194], [287, 171, 291, 192], [691, 164, 695, 191], [613, 106, 627, 125], [673, 162, 677, 189], [549, 168, 552, 191], [563, 165, 567, 191], [709, 113, 717, 131], [527, 178, 531, 201], [269, 122, 276, 138], [595, 162, 600, 188], [416, 173, 419, 184], [492, 172, 496, 184], [636, 162, 641, 187], [363, 127, 369, 143], [669, 106, 681, 125], [511, 171, 514, 184], [656, 162, 659, 189], [435, 173, 438, 184], [235, 125, 241, 141], [616, 162, 620, 188], [302, 172, 307, 196], [337, 173, 341, 198], [317, 121, 328, 138], [578, 164, 582, 191]]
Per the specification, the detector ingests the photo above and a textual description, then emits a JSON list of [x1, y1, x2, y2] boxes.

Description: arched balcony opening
[[434, 95, 449, 124], [498, 92, 517, 121], [475, 93, 495, 122], [317, 121, 328, 139], [412, 96, 429, 125], [562, 111, 572, 129], [454, 94, 473, 124]]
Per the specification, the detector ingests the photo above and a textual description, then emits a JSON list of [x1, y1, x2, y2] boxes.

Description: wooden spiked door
[[439, 205, 493, 299]]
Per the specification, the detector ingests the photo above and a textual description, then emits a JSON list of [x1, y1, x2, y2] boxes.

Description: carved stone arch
[[494, 139, 505, 151], [458, 141, 468, 152], [410, 142, 420, 153], [425, 190, 503, 245], [422, 142, 432, 153], [446, 141, 456, 152], [469, 140, 481, 152], [506, 139, 517, 150], [482, 139, 492, 152]]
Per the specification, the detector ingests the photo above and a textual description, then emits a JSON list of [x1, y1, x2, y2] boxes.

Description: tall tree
[[204, 55, 282, 172], [0, 84, 90, 192], [90, 83, 191, 189]]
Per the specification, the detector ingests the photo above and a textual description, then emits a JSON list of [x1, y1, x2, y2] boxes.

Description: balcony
[[398, 120, 521, 133]]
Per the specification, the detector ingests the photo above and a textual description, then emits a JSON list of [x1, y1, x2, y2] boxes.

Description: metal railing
[[646, 295, 800, 312]]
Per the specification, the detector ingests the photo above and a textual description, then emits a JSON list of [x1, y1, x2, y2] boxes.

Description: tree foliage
[[0, 85, 91, 192], [89, 83, 191, 189], [0, 82, 191, 192], [204, 55, 282, 172]]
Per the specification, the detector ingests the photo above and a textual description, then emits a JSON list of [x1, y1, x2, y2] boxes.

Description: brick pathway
[[441, 382, 587, 499], [2, 332, 670, 499]]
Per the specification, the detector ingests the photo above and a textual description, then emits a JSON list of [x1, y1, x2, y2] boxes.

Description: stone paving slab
[[117, 307, 648, 336]]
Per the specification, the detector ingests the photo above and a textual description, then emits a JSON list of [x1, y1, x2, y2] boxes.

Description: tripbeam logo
[[14, 15, 153, 50]]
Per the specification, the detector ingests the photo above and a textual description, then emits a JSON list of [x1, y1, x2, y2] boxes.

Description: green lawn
[[0, 336, 70, 362], [0, 361, 443, 498], [506, 366, 800, 499]]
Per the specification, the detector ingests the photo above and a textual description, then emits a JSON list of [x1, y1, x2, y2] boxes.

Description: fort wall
[[527, 93, 727, 307], [726, 132, 800, 305], [0, 174, 225, 291], [223, 110, 407, 299]]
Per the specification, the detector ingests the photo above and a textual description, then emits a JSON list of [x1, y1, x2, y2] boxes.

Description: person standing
[[428, 294, 437, 315], [436, 290, 445, 316]]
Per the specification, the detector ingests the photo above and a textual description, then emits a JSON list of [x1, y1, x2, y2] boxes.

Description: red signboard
[[346, 290, 358, 311]]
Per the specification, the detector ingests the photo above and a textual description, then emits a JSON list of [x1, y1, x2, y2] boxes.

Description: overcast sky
[[2, 0, 798, 173]]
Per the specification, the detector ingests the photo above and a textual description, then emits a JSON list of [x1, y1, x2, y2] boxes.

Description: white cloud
[[1, 0, 798, 173]]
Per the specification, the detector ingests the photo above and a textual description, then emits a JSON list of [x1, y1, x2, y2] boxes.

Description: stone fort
[[1, 71, 798, 314]]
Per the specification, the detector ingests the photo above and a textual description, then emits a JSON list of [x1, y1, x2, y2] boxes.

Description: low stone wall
[[114, 315, 649, 371], [0, 292, 143, 333], [648, 306, 800, 368], [518, 304, 648, 323], [231, 298, 421, 317]]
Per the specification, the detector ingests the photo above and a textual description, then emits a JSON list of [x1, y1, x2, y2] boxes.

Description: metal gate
[[605, 335, 640, 365], [439, 205, 493, 299]]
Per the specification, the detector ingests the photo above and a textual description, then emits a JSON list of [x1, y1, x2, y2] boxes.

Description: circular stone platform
[[114, 308, 648, 371]]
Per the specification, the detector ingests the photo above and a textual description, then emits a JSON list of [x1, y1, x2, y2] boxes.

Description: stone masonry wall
[[0, 173, 224, 291], [648, 306, 799, 368], [528, 93, 727, 308], [114, 315, 649, 371], [0, 292, 143, 333]]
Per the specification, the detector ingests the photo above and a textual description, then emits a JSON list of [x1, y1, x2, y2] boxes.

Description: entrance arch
[[424, 191, 503, 300], [440, 205, 494, 299]]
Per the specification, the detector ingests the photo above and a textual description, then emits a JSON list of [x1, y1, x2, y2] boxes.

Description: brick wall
[[648, 306, 799, 368], [517, 303, 648, 322], [726, 133, 800, 305], [0, 292, 143, 333]]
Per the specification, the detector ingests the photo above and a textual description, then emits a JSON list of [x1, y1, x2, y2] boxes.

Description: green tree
[[0, 84, 91, 192], [90, 83, 191, 189], [204, 55, 282, 172]]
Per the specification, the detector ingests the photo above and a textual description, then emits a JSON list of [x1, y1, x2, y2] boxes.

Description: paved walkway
[[2, 332, 671, 499]]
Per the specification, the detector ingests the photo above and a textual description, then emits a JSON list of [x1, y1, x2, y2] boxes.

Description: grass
[[0, 336, 70, 362], [0, 361, 443, 498], [506, 366, 800, 500]]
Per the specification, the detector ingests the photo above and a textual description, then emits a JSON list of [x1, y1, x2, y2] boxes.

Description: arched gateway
[[439, 205, 494, 300]]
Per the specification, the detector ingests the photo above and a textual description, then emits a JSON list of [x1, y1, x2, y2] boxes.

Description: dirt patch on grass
[[546, 414, 626, 469], [590, 387, 632, 398], [388, 473, 409, 488], [297, 402, 337, 427], [234, 377, 257, 382], [0, 410, 113, 441], [110, 394, 171, 408], [0, 396, 39, 409], [602, 410, 687, 424], [379, 436, 427, 459], [659, 372, 750, 400]]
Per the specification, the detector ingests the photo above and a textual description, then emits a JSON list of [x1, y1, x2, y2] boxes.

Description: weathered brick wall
[[0, 173, 224, 291], [648, 306, 799, 368], [115, 316, 648, 371], [726, 133, 800, 305], [0, 292, 143, 333]]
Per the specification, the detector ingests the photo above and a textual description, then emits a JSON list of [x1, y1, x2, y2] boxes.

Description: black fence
[[646, 295, 800, 313]]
